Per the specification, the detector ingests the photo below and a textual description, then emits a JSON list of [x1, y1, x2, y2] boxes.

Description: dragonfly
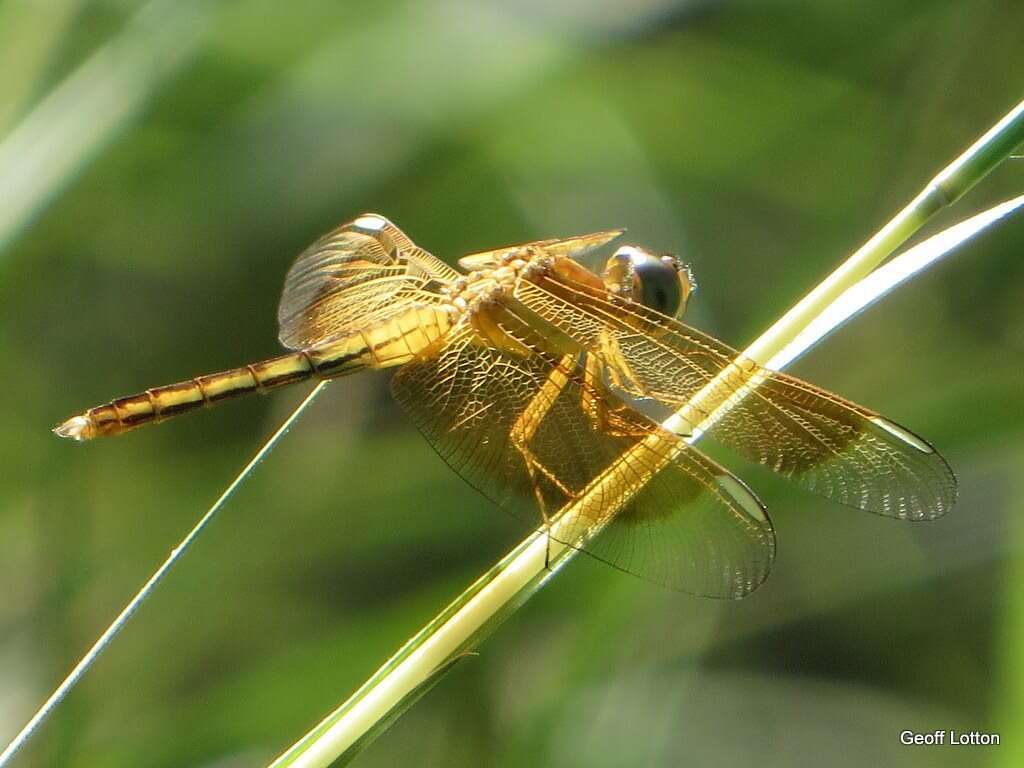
[[55, 213, 956, 598]]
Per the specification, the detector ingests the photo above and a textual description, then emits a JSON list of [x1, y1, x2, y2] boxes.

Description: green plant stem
[[270, 100, 1024, 768], [743, 96, 1024, 367]]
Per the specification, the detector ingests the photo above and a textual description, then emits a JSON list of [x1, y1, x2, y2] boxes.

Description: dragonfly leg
[[581, 354, 653, 438], [509, 354, 580, 559]]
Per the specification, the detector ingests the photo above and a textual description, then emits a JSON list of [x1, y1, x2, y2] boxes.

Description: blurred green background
[[1, 1, 1022, 766]]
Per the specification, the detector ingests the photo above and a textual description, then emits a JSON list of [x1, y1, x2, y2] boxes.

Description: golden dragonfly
[[55, 214, 955, 598]]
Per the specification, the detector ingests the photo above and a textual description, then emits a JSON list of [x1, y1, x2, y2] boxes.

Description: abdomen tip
[[53, 415, 94, 441]]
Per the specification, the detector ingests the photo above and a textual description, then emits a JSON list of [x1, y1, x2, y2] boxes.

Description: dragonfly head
[[602, 246, 697, 318]]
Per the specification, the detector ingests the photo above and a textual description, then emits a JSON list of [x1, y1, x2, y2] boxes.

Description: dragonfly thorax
[[441, 248, 553, 319]]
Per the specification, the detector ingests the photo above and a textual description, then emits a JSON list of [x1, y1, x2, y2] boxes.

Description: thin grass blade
[[0, 383, 329, 767]]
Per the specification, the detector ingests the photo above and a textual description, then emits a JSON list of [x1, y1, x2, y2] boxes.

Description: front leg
[[580, 353, 653, 438]]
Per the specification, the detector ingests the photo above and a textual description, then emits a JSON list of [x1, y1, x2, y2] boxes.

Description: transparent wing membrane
[[513, 269, 956, 521], [457, 229, 624, 272], [277, 213, 456, 349], [391, 307, 775, 598]]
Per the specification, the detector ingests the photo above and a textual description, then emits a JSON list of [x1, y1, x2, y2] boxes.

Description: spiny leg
[[580, 353, 657, 438], [509, 353, 580, 568]]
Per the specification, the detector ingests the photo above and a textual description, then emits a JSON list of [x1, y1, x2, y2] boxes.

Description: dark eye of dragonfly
[[602, 246, 696, 318]]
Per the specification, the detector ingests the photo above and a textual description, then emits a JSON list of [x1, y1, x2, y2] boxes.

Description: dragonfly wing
[[457, 229, 624, 271], [278, 213, 459, 349], [514, 268, 956, 521], [390, 306, 775, 598]]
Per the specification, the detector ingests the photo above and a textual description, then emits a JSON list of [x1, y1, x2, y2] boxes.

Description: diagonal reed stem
[[269, 97, 1024, 768], [0, 382, 329, 767]]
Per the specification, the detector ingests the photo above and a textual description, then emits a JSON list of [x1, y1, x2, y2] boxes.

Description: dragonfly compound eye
[[603, 246, 695, 318]]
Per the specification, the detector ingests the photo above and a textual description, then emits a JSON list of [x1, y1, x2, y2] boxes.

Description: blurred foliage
[[0, 1, 1022, 766]]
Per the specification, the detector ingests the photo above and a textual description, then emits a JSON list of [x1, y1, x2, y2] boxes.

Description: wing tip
[[871, 416, 933, 454], [868, 416, 958, 522], [715, 473, 769, 524]]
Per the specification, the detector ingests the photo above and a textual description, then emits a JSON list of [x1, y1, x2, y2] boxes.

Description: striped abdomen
[[54, 306, 451, 441]]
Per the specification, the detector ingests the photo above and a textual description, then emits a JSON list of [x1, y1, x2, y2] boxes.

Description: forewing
[[457, 229, 623, 272], [278, 213, 459, 349], [514, 269, 956, 521], [390, 309, 775, 598]]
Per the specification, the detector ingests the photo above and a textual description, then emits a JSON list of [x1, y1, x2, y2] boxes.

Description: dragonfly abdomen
[[54, 344, 361, 441], [54, 351, 319, 440], [53, 306, 452, 441]]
